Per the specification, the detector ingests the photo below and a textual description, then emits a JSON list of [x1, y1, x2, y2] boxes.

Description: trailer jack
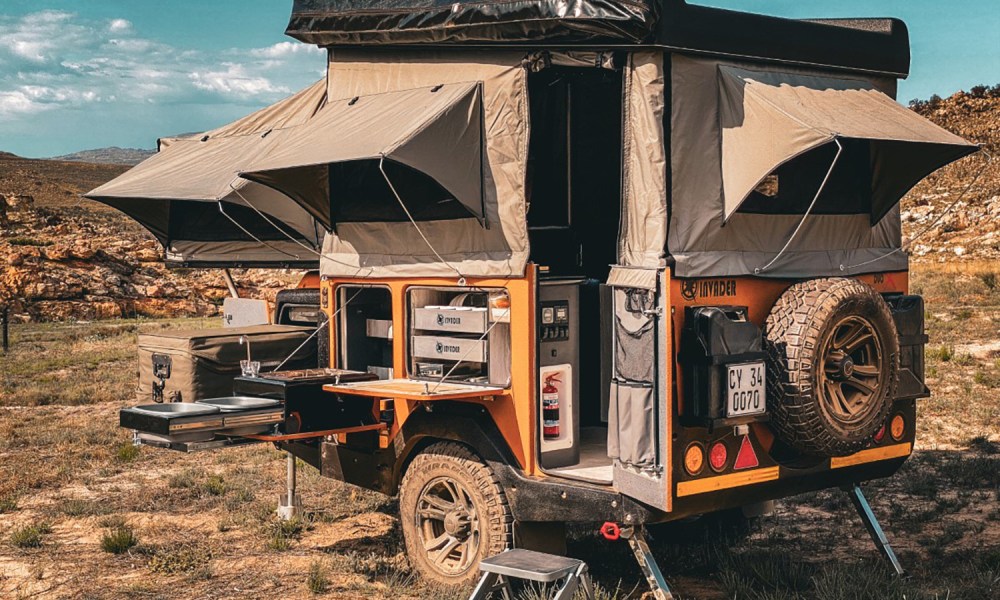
[[277, 452, 302, 521], [845, 483, 906, 577], [620, 525, 675, 600]]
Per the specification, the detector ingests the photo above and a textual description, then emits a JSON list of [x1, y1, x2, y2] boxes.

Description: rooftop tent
[[718, 66, 978, 225], [285, 0, 658, 45], [85, 80, 328, 268], [667, 55, 978, 278], [240, 82, 485, 230]]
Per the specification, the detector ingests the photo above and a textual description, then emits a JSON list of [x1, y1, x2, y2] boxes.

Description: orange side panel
[[321, 267, 538, 475], [297, 271, 321, 289], [661, 269, 674, 513]]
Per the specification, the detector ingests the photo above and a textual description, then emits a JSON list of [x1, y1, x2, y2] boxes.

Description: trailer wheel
[[399, 442, 513, 585], [765, 278, 899, 457]]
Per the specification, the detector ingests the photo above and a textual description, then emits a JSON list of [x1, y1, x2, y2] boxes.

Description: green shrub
[[934, 345, 954, 362], [201, 475, 226, 497], [307, 560, 330, 594], [168, 469, 198, 489], [101, 524, 138, 554], [10, 522, 52, 548], [148, 541, 213, 574], [0, 493, 18, 514], [265, 518, 305, 551], [115, 442, 140, 463]]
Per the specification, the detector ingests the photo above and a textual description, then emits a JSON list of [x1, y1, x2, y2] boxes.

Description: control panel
[[540, 301, 571, 342]]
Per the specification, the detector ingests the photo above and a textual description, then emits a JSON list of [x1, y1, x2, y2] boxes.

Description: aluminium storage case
[[136, 325, 317, 403]]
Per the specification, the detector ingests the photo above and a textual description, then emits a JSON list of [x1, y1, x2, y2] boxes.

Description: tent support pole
[[222, 269, 240, 299]]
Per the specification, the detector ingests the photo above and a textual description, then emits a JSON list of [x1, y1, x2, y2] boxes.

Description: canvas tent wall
[[306, 49, 531, 279], [86, 80, 329, 268], [666, 55, 978, 278]]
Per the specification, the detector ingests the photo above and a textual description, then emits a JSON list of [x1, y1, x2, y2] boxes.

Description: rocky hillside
[[0, 153, 301, 322], [903, 88, 1000, 262], [50, 147, 155, 166]]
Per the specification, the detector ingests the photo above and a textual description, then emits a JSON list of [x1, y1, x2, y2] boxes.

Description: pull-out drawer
[[120, 397, 284, 447], [412, 335, 487, 363], [414, 306, 489, 334]]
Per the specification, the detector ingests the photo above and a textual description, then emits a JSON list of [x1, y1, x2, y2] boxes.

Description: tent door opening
[[528, 64, 623, 484]]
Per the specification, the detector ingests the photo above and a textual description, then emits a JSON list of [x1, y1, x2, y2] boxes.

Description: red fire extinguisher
[[542, 374, 560, 439]]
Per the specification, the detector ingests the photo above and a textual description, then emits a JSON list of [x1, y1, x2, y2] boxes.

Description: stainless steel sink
[[131, 403, 220, 417], [196, 396, 282, 413]]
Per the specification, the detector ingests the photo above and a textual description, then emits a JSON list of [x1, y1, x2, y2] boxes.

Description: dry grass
[[0, 263, 996, 598]]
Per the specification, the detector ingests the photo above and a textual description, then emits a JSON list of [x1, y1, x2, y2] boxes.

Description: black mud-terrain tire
[[399, 442, 513, 586], [764, 278, 899, 457]]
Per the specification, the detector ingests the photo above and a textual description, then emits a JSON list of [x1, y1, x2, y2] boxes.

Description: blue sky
[[1, 1, 997, 157]]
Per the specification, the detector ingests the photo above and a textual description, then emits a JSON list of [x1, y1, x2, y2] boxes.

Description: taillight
[[684, 443, 705, 476], [709, 441, 728, 472], [873, 424, 886, 443], [890, 414, 906, 441]]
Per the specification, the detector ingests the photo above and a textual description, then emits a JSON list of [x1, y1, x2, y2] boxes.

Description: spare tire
[[764, 278, 899, 457]]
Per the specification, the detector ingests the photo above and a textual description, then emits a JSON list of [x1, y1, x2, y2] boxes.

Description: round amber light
[[684, 443, 705, 476], [890, 414, 906, 441], [708, 442, 728, 472]]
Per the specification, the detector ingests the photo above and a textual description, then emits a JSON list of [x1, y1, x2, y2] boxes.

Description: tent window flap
[[719, 66, 979, 224], [240, 82, 486, 231]]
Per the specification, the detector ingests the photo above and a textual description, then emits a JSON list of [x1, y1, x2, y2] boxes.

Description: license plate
[[726, 362, 766, 417]]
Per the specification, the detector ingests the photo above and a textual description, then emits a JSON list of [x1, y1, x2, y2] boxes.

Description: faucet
[[239, 335, 260, 377], [239, 335, 251, 363]]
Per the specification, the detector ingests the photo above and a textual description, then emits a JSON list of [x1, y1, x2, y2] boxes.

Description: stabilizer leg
[[845, 484, 906, 577], [623, 526, 675, 600]]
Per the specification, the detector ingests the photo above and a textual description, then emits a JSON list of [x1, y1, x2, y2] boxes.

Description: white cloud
[[108, 18, 132, 33], [251, 42, 323, 59], [0, 10, 325, 153], [190, 63, 289, 98]]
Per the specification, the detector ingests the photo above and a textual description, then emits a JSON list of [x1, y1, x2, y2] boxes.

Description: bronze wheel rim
[[415, 476, 480, 576], [818, 315, 883, 425]]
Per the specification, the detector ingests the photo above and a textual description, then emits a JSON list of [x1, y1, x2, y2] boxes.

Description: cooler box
[[137, 325, 317, 404]]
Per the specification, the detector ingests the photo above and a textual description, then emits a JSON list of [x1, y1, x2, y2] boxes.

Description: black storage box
[[886, 295, 930, 400], [679, 306, 766, 427]]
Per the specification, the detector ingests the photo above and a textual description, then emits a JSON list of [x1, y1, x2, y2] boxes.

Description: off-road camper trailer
[[90, 1, 979, 596]]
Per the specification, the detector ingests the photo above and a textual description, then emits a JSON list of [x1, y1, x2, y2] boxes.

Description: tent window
[[330, 160, 473, 223], [167, 201, 308, 243], [736, 139, 873, 216]]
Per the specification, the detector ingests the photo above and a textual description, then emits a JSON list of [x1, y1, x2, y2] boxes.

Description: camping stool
[[468, 549, 594, 600]]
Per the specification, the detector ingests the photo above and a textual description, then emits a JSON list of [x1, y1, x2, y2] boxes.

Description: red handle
[[600, 522, 621, 541]]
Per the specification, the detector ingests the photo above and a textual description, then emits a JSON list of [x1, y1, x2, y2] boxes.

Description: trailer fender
[[394, 403, 661, 524], [393, 402, 520, 493]]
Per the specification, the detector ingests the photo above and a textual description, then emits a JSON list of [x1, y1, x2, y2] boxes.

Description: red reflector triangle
[[734, 435, 759, 470]]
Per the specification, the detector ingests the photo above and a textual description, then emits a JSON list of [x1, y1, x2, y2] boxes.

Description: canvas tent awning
[[719, 66, 979, 224], [240, 82, 485, 231], [85, 80, 328, 267]]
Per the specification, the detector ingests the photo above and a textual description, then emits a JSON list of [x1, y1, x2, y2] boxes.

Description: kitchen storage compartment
[[121, 397, 285, 448], [408, 288, 511, 386], [136, 325, 317, 404], [338, 286, 394, 379], [234, 368, 379, 435]]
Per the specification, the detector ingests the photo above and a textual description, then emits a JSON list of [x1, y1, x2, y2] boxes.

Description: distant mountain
[[50, 147, 154, 166]]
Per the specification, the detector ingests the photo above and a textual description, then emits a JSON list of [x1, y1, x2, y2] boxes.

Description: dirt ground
[[0, 263, 998, 600]]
